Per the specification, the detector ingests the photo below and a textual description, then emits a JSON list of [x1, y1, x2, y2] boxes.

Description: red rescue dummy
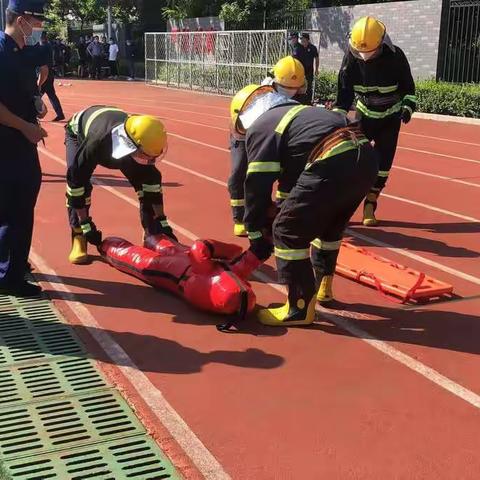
[[100, 235, 259, 327]]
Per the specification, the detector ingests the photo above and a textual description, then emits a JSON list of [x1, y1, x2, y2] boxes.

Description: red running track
[[30, 80, 480, 480]]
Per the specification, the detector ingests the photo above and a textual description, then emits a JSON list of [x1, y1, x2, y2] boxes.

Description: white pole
[[1, 0, 6, 31], [107, 4, 112, 39]]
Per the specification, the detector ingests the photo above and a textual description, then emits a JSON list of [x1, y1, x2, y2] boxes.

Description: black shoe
[[0, 281, 42, 297], [52, 115, 66, 122]]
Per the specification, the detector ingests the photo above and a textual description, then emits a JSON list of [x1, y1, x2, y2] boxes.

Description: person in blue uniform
[[39, 31, 65, 121], [0, 0, 49, 297]]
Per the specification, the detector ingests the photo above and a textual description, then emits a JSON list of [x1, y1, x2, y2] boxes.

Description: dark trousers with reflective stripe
[[41, 69, 64, 118], [299, 74, 314, 105], [0, 143, 41, 286], [66, 132, 167, 235], [227, 135, 247, 223], [273, 145, 378, 298], [361, 113, 401, 193]]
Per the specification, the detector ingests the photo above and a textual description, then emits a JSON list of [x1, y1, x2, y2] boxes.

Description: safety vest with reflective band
[[244, 104, 349, 237], [67, 105, 127, 142], [335, 45, 416, 120], [305, 125, 369, 169], [65, 106, 162, 215]]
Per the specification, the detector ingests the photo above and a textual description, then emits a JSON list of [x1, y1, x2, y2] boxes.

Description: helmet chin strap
[[275, 85, 298, 98]]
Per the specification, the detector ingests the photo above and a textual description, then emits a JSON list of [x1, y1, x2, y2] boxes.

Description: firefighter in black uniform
[[230, 87, 379, 326], [65, 106, 176, 264], [334, 16, 416, 226], [228, 56, 306, 237]]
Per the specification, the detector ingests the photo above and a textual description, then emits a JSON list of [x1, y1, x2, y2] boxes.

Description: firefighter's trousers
[[361, 113, 401, 195], [227, 135, 248, 223], [272, 144, 379, 300]]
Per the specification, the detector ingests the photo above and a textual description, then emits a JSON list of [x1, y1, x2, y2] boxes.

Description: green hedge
[[314, 71, 480, 118]]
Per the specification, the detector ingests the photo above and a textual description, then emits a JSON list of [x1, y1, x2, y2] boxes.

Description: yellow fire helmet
[[125, 115, 167, 158], [272, 56, 305, 89], [349, 16, 386, 53], [230, 84, 274, 135]]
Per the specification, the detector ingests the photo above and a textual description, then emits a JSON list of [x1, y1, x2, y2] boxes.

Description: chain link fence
[[145, 30, 289, 95]]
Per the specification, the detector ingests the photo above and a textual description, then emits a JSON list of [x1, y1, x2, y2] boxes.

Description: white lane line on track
[[38, 146, 480, 413], [39, 146, 480, 285], [60, 92, 229, 112], [381, 194, 480, 222], [29, 251, 230, 480], [56, 96, 480, 165], [59, 100, 228, 132], [36, 148, 232, 479], [398, 146, 480, 165], [393, 165, 480, 189], [401, 131, 480, 148], [252, 270, 480, 410]]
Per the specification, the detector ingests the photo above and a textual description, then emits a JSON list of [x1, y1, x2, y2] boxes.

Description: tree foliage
[[44, 0, 410, 33], [110, 0, 140, 24], [45, 0, 140, 35]]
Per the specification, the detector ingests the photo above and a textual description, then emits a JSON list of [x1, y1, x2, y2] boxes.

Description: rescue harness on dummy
[[99, 235, 262, 331]]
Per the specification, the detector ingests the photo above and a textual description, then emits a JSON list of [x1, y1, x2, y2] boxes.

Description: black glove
[[163, 227, 178, 242], [401, 106, 412, 124], [80, 217, 103, 246], [249, 234, 273, 261], [149, 217, 178, 242]]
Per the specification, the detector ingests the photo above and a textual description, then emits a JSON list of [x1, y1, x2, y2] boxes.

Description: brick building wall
[[305, 0, 443, 79]]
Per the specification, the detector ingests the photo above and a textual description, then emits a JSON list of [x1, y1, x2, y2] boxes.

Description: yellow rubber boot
[[233, 223, 248, 237], [69, 228, 88, 264], [258, 296, 317, 327], [363, 193, 379, 226], [317, 275, 334, 303]]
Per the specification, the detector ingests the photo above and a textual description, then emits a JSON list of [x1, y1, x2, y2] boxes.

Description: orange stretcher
[[336, 242, 454, 303]]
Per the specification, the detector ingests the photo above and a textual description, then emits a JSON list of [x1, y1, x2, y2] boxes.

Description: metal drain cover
[[0, 390, 146, 460], [0, 287, 182, 479], [4, 436, 181, 479], [0, 325, 85, 367], [0, 357, 108, 406]]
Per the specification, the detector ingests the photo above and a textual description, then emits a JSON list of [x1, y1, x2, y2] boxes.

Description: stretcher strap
[[354, 270, 425, 304], [350, 244, 427, 303]]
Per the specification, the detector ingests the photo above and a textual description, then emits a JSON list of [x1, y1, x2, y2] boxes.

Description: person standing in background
[[84, 35, 92, 77], [39, 32, 64, 121], [87, 35, 103, 79], [126, 39, 136, 81], [52, 38, 64, 77], [292, 33, 319, 105], [288, 32, 300, 55], [77, 36, 87, 78], [108, 37, 119, 79]]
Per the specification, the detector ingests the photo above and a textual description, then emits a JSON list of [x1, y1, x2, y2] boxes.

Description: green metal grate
[[0, 357, 108, 406], [0, 325, 85, 367], [4, 437, 181, 480], [0, 291, 182, 479], [0, 301, 62, 335], [0, 390, 146, 460]]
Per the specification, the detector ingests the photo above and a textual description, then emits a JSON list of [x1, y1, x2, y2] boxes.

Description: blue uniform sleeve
[[23, 44, 50, 68]]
